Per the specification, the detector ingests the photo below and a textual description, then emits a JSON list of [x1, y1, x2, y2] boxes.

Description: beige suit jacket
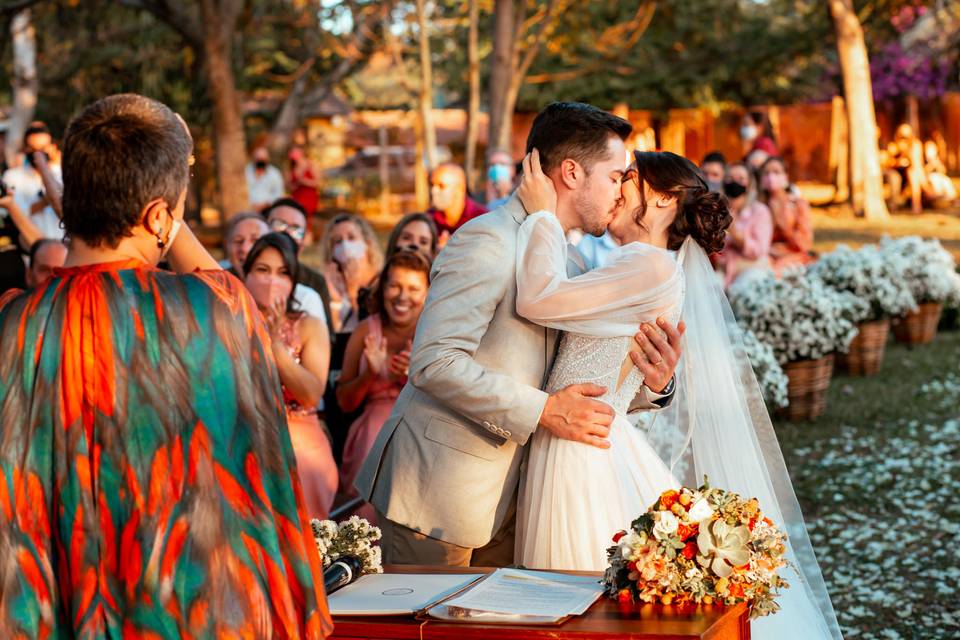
[[354, 195, 665, 548]]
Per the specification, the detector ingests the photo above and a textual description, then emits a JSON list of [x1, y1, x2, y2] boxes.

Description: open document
[[328, 573, 481, 616], [426, 568, 604, 624]]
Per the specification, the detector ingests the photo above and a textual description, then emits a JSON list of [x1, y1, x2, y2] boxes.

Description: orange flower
[[728, 583, 746, 599], [659, 490, 679, 510], [677, 522, 699, 541], [613, 530, 627, 543], [618, 588, 633, 603], [682, 541, 697, 560]]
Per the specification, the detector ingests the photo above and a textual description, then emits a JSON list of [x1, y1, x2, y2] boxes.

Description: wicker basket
[[837, 319, 890, 376], [777, 355, 835, 422], [892, 302, 943, 345]]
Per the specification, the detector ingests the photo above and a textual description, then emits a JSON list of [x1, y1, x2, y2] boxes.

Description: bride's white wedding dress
[[513, 211, 844, 640]]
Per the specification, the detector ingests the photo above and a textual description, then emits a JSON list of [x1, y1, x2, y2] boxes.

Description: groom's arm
[[408, 222, 546, 445]]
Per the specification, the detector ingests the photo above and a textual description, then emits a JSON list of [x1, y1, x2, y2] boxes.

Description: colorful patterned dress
[[0, 259, 333, 639]]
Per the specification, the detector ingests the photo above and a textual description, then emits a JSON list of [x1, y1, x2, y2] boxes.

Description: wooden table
[[330, 566, 750, 640]]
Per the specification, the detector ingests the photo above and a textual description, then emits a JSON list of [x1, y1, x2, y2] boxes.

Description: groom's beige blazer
[[354, 195, 666, 549]]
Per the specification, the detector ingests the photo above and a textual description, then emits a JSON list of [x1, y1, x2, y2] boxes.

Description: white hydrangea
[[729, 267, 867, 364], [311, 516, 383, 574], [879, 236, 960, 307], [809, 244, 917, 320], [739, 327, 789, 408]]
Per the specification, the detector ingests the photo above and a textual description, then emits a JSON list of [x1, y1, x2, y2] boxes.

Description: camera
[[25, 150, 49, 168], [0, 181, 7, 199]]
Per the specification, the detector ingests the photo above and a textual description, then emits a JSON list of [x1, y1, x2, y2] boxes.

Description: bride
[[514, 149, 843, 639]]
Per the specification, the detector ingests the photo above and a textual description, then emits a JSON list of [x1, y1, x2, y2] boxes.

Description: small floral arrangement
[[809, 244, 917, 321], [311, 516, 383, 575], [603, 480, 789, 619], [729, 268, 868, 364], [878, 236, 960, 307], [738, 328, 789, 409]]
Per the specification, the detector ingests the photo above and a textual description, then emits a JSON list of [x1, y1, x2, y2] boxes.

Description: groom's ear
[[557, 158, 583, 191]]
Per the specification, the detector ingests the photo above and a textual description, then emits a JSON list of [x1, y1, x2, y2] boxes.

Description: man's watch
[[656, 376, 676, 396]]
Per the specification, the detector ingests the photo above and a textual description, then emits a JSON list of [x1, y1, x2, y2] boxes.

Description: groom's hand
[[631, 317, 685, 393], [538, 383, 615, 449]]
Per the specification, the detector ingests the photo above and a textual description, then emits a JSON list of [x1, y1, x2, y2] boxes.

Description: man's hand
[[538, 383, 615, 449], [630, 317, 685, 393]]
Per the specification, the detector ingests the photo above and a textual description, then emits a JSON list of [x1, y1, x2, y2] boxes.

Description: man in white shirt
[[2, 122, 64, 241], [245, 146, 285, 212]]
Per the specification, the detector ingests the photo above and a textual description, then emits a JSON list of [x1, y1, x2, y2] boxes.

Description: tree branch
[[515, 0, 564, 79], [117, 0, 202, 48], [0, 0, 41, 16]]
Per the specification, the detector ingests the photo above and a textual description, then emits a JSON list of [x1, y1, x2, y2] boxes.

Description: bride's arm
[[516, 212, 680, 337]]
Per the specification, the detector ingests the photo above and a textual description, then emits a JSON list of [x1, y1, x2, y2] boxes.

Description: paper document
[[439, 568, 603, 618], [328, 573, 480, 616]]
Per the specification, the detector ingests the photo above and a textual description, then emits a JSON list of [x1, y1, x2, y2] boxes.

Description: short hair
[[369, 248, 432, 324], [23, 121, 50, 147], [264, 197, 308, 221], [242, 231, 302, 314], [28, 238, 65, 264], [61, 94, 192, 248], [222, 211, 267, 253], [319, 212, 384, 272], [525, 102, 632, 174], [701, 151, 726, 166], [386, 212, 438, 260]]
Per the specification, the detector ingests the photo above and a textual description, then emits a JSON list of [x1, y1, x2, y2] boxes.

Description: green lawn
[[775, 328, 960, 638]]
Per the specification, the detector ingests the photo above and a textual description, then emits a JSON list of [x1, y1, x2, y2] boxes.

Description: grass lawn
[[775, 328, 960, 639]]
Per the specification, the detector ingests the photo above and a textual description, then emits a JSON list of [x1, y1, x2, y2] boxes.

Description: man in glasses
[[264, 197, 334, 335]]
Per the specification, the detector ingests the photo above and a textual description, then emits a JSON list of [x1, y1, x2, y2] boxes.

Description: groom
[[355, 102, 683, 567]]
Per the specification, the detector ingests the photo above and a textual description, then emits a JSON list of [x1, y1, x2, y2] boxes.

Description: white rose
[[686, 498, 714, 523], [652, 511, 680, 540]]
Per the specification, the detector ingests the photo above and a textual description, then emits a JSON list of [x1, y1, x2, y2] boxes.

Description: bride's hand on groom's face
[[517, 148, 558, 214], [538, 383, 615, 449], [631, 318, 685, 393]]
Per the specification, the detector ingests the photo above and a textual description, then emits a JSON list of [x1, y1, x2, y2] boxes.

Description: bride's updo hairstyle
[[633, 151, 732, 254]]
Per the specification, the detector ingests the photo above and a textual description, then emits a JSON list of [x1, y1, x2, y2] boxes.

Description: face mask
[[723, 181, 748, 199], [487, 163, 512, 184], [740, 125, 758, 142], [254, 160, 268, 170], [333, 238, 367, 263], [160, 218, 182, 259], [761, 173, 788, 192], [706, 179, 724, 194], [245, 272, 292, 309]]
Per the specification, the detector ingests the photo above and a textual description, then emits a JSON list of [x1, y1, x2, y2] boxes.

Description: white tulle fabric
[[514, 211, 843, 639]]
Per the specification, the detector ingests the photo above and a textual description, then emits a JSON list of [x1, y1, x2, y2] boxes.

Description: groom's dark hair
[[526, 102, 632, 174]]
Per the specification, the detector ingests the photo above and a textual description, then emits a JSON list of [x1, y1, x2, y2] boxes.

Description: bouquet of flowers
[[729, 268, 868, 364], [738, 327, 789, 409], [809, 244, 916, 320], [603, 480, 789, 619], [879, 236, 960, 307], [311, 516, 383, 575]]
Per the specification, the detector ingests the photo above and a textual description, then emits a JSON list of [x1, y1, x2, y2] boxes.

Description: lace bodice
[[546, 334, 643, 414]]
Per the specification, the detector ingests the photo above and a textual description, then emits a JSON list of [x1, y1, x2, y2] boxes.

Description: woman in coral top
[[0, 94, 331, 639]]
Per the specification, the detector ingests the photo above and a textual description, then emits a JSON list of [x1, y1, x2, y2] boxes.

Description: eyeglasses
[[270, 218, 306, 242]]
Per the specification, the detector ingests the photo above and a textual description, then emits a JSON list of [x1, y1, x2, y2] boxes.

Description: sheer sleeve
[[516, 211, 682, 337]]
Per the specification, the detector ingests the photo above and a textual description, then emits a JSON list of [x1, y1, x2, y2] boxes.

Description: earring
[[156, 233, 165, 249]]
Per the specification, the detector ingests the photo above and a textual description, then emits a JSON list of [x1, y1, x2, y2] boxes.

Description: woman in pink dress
[[760, 156, 814, 273], [717, 162, 774, 288], [337, 249, 432, 520], [244, 232, 337, 518]]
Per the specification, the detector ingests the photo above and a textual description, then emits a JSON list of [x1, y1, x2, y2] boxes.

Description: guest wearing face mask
[[336, 249, 432, 521], [741, 111, 779, 158], [760, 157, 813, 273], [700, 151, 727, 194], [244, 232, 336, 519], [320, 213, 383, 334], [716, 163, 773, 288], [245, 145, 285, 213], [485, 150, 516, 209]]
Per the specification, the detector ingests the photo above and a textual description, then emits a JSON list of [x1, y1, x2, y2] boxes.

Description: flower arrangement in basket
[[729, 267, 868, 365], [603, 480, 790, 619], [311, 516, 383, 574], [879, 236, 960, 306], [738, 327, 789, 409], [809, 244, 916, 321]]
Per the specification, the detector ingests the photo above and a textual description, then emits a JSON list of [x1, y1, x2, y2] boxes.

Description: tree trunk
[[6, 9, 37, 168], [415, 0, 437, 170], [489, 0, 516, 154], [464, 0, 481, 194], [828, 0, 889, 220], [199, 0, 248, 221]]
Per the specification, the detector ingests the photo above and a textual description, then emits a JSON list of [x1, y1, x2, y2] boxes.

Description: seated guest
[[385, 211, 439, 260], [741, 111, 779, 157], [266, 198, 334, 333], [320, 213, 383, 334], [760, 156, 814, 273], [337, 249, 431, 520], [485, 149, 516, 209], [0, 93, 331, 637], [700, 151, 727, 193], [429, 163, 487, 245], [0, 192, 43, 295], [224, 210, 328, 323], [716, 163, 773, 288], [26, 238, 67, 287], [243, 232, 336, 519], [922, 140, 957, 207]]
